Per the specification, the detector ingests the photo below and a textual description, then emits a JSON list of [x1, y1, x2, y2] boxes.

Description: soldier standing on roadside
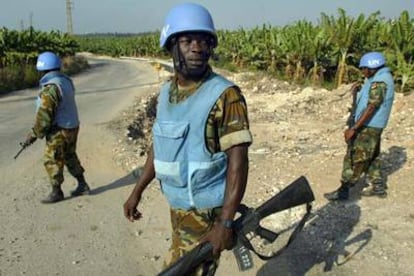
[[324, 52, 394, 201], [123, 3, 252, 274], [24, 51, 90, 203]]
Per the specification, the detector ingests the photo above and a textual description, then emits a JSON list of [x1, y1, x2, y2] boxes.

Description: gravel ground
[[109, 66, 414, 275]]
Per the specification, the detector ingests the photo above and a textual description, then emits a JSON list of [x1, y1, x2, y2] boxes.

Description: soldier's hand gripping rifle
[[14, 133, 37, 159], [158, 175, 315, 276]]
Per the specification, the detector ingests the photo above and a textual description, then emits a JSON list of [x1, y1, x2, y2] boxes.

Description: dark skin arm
[[199, 144, 249, 256], [123, 146, 155, 222], [345, 68, 385, 142], [344, 104, 376, 143]]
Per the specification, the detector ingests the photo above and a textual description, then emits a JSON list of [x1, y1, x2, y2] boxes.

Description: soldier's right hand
[[123, 196, 142, 222], [344, 128, 356, 143], [24, 133, 37, 146]]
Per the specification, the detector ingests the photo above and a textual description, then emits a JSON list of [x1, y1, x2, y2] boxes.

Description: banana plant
[[393, 50, 414, 93], [306, 26, 333, 86], [390, 10, 414, 60], [320, 8, 380, 87]]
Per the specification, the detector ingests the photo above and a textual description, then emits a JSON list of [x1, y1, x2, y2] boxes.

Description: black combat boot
[[41, 186, 64, 204], [70, 174, 90, 197], [361, 184, 387, 198], [324, 183, 350, 201]]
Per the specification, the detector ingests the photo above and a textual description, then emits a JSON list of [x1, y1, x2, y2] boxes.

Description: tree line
[[1, 9, 413, 93], [0, 27, 80, 93]]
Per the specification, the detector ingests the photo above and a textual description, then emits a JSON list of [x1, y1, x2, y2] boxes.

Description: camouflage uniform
[[341, 127, 382, 186], [341, 82, 387, 188], [30, 84, 85, 188], [163, 67, 252, 275], [164, 208, 222, 275]]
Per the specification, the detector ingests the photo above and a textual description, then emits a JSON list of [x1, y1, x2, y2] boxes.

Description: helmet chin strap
[[170, 38, 212, 79], [171, 41, 187, 74]]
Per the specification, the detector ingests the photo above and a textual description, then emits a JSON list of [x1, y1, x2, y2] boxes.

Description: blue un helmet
[[160, 3, 217, 49], [36, 51, 61, 71], [359, 52, 386, 69]]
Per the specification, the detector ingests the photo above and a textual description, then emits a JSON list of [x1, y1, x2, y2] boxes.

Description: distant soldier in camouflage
[[25, 51, 90, 204], [325, 52, 394, 201], [123, 3, 252, 275]]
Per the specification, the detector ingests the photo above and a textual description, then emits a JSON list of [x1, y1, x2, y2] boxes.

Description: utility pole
[[19, 20, 25, 31], [29, 12, 33, 29], [66, 0, 74, 34]]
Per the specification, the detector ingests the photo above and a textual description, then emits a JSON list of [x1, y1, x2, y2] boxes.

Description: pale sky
[[1, 0, 413, 34]]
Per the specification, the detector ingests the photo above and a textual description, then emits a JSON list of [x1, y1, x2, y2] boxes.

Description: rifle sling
[[241, 202, 312, 260]]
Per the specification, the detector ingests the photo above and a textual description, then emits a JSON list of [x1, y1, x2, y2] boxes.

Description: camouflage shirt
[[368, 81, 386, 108], [31, 84, 60, 139], [169, 67, 252, 152]]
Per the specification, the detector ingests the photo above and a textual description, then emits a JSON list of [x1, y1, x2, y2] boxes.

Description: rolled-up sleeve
[[368, 82, 386, 108], [214, 86, 252, 151]]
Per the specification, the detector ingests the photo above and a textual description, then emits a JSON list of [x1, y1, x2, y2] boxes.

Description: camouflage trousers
[[341, 126, 383, 186], [44, 127, 85, 187], [163, 207, 222, 276]]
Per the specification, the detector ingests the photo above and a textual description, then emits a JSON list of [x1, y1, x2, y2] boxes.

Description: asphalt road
[[0, 56, 159, 168], [0, 56, 166, 276]]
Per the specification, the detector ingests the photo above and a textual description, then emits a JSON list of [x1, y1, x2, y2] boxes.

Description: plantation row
[[0, 27, 81, 93], [76, 9, 414, 92], [0, 27, 79, 67], [1, 9, 413, 92]]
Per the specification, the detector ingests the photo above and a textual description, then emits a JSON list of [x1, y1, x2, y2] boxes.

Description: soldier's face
[[176, 32, 213, 77], [360, 67, 368, 77], [360, 67, 376, 78]]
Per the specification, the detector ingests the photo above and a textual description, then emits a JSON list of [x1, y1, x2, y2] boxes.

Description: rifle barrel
[[13, 143, 27, 159], [158, 243, 213, 276]]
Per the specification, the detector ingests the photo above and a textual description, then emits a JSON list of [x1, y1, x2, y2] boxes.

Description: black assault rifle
[[14, 142, 30, 159], [159, 175, 315, 276], [347, 85, 359, 166], [346, 85, 359, 132]]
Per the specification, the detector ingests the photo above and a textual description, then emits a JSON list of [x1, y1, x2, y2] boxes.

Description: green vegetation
[[0, 27, 82, 94], [76, 9, 414, 92], [1, 9, 413, 93], [76, 32, 166, 58]]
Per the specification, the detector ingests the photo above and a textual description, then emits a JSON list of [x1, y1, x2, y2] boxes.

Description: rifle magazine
[[232, 240, 254, 271]]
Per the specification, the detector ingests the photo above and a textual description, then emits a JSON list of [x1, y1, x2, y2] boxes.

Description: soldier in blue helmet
[[123, 3, 252, 274], [25, 51, 90, 203], [325, 52, 395, 201]]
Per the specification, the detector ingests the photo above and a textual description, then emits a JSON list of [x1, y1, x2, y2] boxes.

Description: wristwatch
[[220, 219, 233, 229]]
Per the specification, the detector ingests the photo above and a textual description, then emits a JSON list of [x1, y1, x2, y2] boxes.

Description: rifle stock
[[255, 175, 314, 219], [158, 176, 315, 276]]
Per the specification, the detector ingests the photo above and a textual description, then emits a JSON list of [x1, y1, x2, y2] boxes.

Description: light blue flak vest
[[153, 73, 234, 210], [38, 71, 80, 129], [355, 67, 394, 129]]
